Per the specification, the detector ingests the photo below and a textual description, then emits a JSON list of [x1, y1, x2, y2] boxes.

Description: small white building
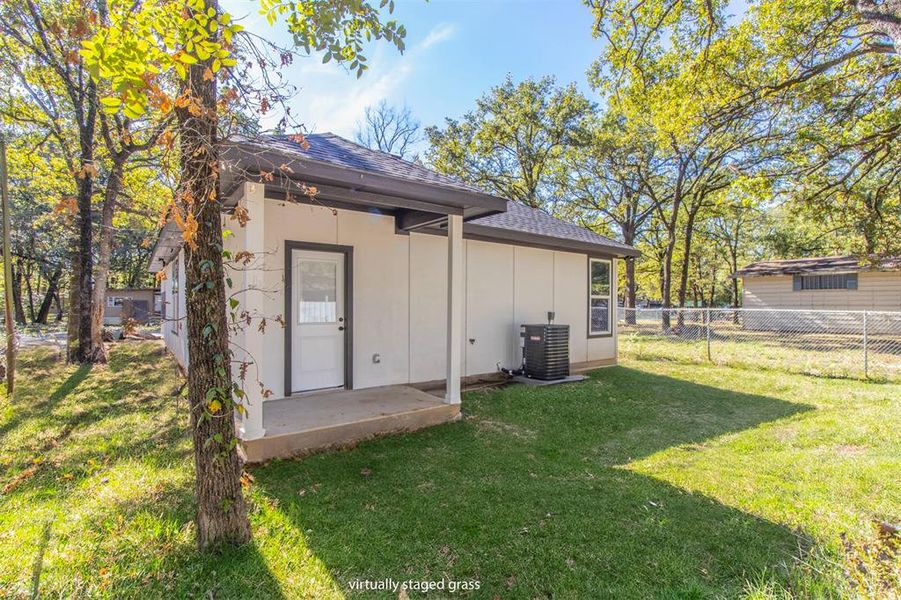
[[149, 133, 638, 461]]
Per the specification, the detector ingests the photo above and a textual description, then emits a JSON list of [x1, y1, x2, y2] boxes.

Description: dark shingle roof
[[471, 201, 638, 256], [266, 133, 486, 195], [151, 132, 640, 270], [735, 255, 901, 277], [265, 133, 638, 257]]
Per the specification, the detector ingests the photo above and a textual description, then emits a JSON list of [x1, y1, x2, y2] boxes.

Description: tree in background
[[582, 0, 900, 315], [587, 0, 900, 257], [355, 100, 421, 160], [426, 75, 594, 210], [0, 0, 101, 360], [557, 115, 660, 314], [0, 135, 72, 325], [83, 0, 407, 549], [585, 1, 777, 318], [707, 185, 767, 312], [89, 110, 170, 362]]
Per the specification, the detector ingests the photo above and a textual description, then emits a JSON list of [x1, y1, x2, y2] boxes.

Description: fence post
[[706, 307, 712, 362], [863, 310, 868, 379]]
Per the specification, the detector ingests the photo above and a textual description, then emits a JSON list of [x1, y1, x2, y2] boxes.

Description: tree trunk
[[676, 204, 701, 329], [53, 289, 63, 321], [677, 209, 699, 310], [11, 262, 26, 324], [179, 0, 251, 550], [622, 227, 637, 324], [661, 234, 677, 329], [87, 162, 124, 363], [24, 264, 36, 322], [35, 268, 62, 325], [73, 77, 99, 363], [660, 182, 684, 329], [66, 242, 80, 361]]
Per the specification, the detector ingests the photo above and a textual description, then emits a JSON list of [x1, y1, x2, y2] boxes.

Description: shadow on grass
[[253, 367, 814, 598], [3, 343, 288, 599], [99, 485, 289, 600], [0, 343, 185, 470], [0, 358, 92, 444]]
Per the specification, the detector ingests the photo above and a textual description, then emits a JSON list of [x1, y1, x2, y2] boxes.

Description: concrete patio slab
[[241, 385, 460, 463]]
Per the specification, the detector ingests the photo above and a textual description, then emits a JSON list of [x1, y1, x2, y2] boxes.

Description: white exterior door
[[291, 249, 346, 392]]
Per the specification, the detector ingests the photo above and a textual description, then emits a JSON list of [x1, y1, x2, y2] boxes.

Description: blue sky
[[221, 0, 605, 141]]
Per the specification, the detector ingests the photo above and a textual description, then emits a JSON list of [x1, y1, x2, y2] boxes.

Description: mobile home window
[[589, 258, 611, 335], [793, 273, 858, 291]]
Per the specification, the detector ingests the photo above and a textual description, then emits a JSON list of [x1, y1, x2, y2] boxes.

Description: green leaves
[[81, 0, 245, 120], [100, 97, 122, 110], [264, 0, 407, 78], [426, 75, 594, 210]]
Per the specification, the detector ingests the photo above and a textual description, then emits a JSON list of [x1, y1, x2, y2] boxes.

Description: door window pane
[[298, 259, 337, 323]]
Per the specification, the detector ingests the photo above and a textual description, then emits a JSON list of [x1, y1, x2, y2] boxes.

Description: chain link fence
[[617, 307, 901, 381]]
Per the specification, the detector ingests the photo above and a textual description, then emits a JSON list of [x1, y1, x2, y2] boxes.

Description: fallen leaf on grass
[[2, 465, 38, 494]]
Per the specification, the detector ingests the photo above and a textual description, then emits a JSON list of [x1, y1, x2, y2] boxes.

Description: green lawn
[[619, 331, 901, 382], [1, 342, 899, 598]]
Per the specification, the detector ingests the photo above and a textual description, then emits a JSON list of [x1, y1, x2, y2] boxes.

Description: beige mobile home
[[734, 256, 901, 333], [149, 133, 638, 461], [104, 288, 161, 325], [736, 256, 901, 311]]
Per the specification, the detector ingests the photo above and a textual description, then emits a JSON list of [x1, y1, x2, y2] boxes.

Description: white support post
[[445, 213, 463, 404], [238, 181, 266, 440]]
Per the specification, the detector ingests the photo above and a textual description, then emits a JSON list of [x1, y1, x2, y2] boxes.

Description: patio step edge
[[241, 403, 461, 463]]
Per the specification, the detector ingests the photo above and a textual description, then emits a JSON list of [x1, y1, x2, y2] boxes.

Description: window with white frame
[[106, 296, 124, 308], [589, 258, 611, 335]]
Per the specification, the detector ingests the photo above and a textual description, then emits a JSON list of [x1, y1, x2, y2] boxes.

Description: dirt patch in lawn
[[466, 415, 536, 439]]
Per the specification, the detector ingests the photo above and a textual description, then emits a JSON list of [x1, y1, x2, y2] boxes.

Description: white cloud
[[419, 22, 457, 50], [299, 59, 413, 136], [286, 22, 458, 137]]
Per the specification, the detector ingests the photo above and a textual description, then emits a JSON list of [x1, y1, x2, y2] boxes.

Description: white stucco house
[[149, 133, 638, 461]]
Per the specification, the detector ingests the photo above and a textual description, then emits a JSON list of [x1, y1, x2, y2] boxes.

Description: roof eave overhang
[[149, 141, 510, 271], [433, 222, 640, 258], [734, 267, 868, 278], [148, 220, 182, 273], [220, 141, 507, 214]]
